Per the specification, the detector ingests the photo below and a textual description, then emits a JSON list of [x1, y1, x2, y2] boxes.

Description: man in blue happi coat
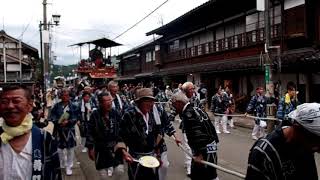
[[115, 88, 163, 180], [86, 92, 123, 178], [246, 87, 268, 140], [277, 82, 299, 126], [0, 85, 61, 180], [50, 88, 78, 176]]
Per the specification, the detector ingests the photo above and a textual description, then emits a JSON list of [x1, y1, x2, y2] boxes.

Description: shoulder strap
[[152, 105, 162, 125], [0, 128, 3, 147], [31, 126, 45, 179], [127, 110, 148, 146]]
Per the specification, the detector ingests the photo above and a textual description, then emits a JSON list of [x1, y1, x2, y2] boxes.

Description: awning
[[89, 72, 117, 79], [156, 48, 320, 76], [115, 76, 135, 81], [70, 38, 122, 48], [134, 72, 154, 78], [158, 56, 261, 76], [88, 38, 122, 48]]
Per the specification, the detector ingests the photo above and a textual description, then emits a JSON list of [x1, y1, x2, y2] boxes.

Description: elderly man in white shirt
[[0, 85, 61, 180]]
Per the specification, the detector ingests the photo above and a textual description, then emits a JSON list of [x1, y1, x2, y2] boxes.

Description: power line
[[25, 31, 40, 44], [2, 17, 4, 30], [18, 16, 34, 40], [19, 23, 30, 39], [113, 0, 169, 40]]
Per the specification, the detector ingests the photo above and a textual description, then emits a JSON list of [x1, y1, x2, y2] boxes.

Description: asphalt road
[[44, 121, 320, 180], [74, 122, 253, 180]]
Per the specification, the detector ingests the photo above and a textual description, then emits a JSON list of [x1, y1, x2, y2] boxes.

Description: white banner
[[42, 30, 50, 43], [257, 0, 265, 11], [7, 64, 20, 72]]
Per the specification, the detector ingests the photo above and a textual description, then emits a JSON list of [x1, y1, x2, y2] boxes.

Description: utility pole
[[39, 21, 44, 80], [43, 0, 49, 91], [2, 39, 6, 83], [264, 0, 277, 133], [19, 40, 22, 84], [40, 1, 60, 94], [264, 0, 272, 97]]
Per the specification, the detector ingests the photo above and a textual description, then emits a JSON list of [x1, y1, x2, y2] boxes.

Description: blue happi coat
[[86, 108, 122, 170], [77, 98, 96, 138], [246, 94, 268, 125], [118, 106, 162, 180], [0, 125, 61, 180], [50, 101, 78, 149], [276, 95, 298, 120], [154, 104, 176, 153]]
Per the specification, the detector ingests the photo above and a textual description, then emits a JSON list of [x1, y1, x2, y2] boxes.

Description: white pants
[[228, 118, 234, 128], [158, 151, 169, 180], [214, 116, 228, 132], [81, 137, 86, 146], [58, 148, 74, 169], [182, 133, 192, 174], [98, 168, 112, 180], [252, 124, 265, 138]]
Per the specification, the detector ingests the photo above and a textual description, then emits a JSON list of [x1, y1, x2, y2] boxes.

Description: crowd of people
[[0, 79, 319, 180]]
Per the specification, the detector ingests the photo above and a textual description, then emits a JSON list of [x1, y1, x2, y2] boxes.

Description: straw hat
[[135, 88, 155, 102]]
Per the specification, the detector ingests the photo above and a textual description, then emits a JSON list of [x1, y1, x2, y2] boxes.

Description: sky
[[0, 0, 209, 65]]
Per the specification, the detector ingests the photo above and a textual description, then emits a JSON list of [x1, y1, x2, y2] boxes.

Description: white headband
[[288, 103, 320, 137]]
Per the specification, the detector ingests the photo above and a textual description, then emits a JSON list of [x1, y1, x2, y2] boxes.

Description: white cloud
[[1, 0, 209, 65]]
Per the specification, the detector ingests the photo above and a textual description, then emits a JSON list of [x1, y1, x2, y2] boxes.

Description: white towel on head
[[288, 103, 320, 137]]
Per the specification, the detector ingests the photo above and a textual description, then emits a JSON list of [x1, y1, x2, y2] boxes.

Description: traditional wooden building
[[0, 30, 39, 86], [119, 0, 320, 105], [117, 38, 164, 87]]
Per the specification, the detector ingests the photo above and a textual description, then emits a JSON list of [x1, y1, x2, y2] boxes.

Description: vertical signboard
[[257, 0, 265, 11]]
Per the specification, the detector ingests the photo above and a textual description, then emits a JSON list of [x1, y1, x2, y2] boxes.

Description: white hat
[[288, 103, 320, 137]]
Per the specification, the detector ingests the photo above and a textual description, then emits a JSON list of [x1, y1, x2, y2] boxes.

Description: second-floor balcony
[[167, 24, 281, 62], [0, 72, 33, 83]]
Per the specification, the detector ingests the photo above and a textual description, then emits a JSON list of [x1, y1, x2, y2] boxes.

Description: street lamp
[[39, 14, 61, 94], [52, 14, 61, 25]]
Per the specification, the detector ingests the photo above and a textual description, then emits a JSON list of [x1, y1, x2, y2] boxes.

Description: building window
[[246, 5, 281, 39], [146, 51, 155, 62], [234, 35, 239, 48], [205, 43, 210, 54], [169, 40, 180, 53], [246, 13, 258, 32], [216, 39, 224, 52], [225, 39, 229, 50], [191, 47, 195, 57], [216, 41, 220, 52], [198, 45, 202, 55]]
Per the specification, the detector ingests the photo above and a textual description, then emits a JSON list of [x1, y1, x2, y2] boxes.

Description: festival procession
[[0, 0, 320, 180]]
